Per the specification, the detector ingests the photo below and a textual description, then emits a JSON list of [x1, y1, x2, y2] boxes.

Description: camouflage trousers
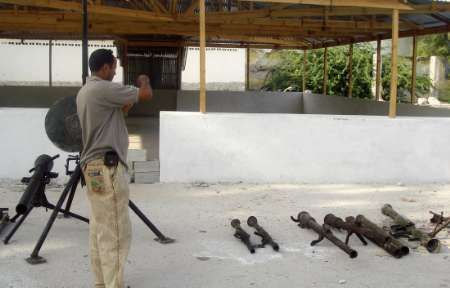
[[83, 159, 132, 288]]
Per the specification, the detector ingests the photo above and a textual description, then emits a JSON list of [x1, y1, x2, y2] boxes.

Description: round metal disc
[[45, 95, 82, 152]]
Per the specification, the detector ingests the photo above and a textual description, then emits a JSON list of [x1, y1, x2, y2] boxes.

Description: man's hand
[[136, 74, 152, 102], [122, 103, 134, 114], [136, 75, 150, 87]]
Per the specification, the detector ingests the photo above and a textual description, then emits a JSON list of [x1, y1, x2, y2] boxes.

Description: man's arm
[[120, 74, 152, 113]]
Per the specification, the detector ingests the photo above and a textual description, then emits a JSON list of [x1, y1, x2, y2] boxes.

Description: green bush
[[262, 43, 432, 102], [381, 56, 433, 102]]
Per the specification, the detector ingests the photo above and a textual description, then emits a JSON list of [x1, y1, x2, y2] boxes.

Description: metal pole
[[82, 0, 88, 85], [389, 9, 399, 118], [375, 38, 382, 101], [49, 40, 52, 87], [303, 49, 307, 92], [348, 43, 353, 98], [245, 48, 250, 91], [323, 47, 328, 96], [411, 36, 417, 104], [199, 0, 206, 112]]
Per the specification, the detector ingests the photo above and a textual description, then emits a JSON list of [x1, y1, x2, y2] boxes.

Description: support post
[[199, 0, 206, 112], [411, 36, 417, 104], [49, 40, 52, 87], [245, 47, 250, 90], [303, 49, 307, 92], [348, 43, 353, 98], [376, 38, 382, 101], [82, 0, 88, 85], [389, 9, 399, 118], [123, 41, 129, 85], [323, 47, 328, 96]]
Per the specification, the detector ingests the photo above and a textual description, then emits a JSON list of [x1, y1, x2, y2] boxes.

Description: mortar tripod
[[4, 156, 175, 265]]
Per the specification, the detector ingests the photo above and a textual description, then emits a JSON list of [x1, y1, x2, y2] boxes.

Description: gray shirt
[[76, 76, 139, 168]]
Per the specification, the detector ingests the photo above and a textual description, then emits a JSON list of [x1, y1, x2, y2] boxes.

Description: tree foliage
[[262, 43, 433, 102], [381, 56, 432, 101], [418, 33, 450, 58], [262, 44, 374, 99]]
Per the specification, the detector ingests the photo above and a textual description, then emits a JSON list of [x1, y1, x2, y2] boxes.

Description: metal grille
[[125, 47, 182, 89]]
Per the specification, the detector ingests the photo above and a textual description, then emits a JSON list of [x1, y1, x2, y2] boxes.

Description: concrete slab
[[134, 161, 160, 173], [0, 181, 449, 288], [160, 112, 450, 183], [134, 172, 160, 184]]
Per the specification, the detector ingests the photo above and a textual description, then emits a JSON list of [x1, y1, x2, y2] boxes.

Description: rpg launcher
[[247, 216, 280, 251], [291, 211, 358, 258], [231, 219, 256, 254]]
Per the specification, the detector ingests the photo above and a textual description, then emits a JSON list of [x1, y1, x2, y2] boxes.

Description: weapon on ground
[[381, 204, 440, 253], [323, 214, 368, 246], [291, 211, 358, 258], [354, 215, 409, 258], [0, 208, 11, 235], [16, 154, 59, 215], [326, 214, 409, 258], [429, 211, 449, 224], [429, 211, 450, 239], [231, 219, 256, 254], [247, 216, 279, 251]]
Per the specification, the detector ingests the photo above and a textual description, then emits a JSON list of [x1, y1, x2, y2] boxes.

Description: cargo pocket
[[86, 168, 106, 194]]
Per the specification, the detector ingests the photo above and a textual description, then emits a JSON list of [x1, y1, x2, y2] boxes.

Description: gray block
[[134, 161, 160, 173], [128, 149, 147, 162], [134, 172, 160, 184]]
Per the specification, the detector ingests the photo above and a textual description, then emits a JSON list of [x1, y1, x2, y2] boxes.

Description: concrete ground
[[1, 181, 450, 288]]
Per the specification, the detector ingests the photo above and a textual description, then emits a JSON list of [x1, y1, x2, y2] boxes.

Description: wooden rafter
[[0, 0, 174, 21], [0, 0, 448, 49], [238, 0, 413, 10], [182, 0, 198, 15], [148, 0, 169, 14], [0, 10, 404, 33]]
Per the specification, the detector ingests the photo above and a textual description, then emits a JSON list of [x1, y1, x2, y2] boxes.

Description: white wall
[[177, 90, 302, 113], [0, 108, 70, 180], [182, 47, 245, 83], [160, 112, 450, 184], [0, 39, 123, 86], [303, 93, 450, 117]]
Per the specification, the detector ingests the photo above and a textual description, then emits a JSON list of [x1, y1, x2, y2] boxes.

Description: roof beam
[[430, 13, 450, 25], [238, 0, 413, 10], [0, 10, 399, 32], [0, 0, 174, 21], [202, 3, 449, 20], [182, 0, 198, 15]]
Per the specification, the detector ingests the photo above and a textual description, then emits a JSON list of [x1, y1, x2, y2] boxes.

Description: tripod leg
[[3, 208, 33, 244], [26, 165, 81, 265], [9, 213, 20, 223], [128, 200, 175, 244], [63, 176, 79, 218], [44, 203, 89, 223]]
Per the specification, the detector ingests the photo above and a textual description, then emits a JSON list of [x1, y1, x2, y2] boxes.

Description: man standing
[[76, 49, 152, 288]]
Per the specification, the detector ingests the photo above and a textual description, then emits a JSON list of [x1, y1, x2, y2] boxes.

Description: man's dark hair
[[88, 49, 115, 72]]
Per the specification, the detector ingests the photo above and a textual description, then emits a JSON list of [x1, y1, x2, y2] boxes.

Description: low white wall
[[303, 93, 450, 117], [0, 86, 177, 117], [177, 90, 302, 113], [0, 108, 70, 180], [160, 112, 450, 184]]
